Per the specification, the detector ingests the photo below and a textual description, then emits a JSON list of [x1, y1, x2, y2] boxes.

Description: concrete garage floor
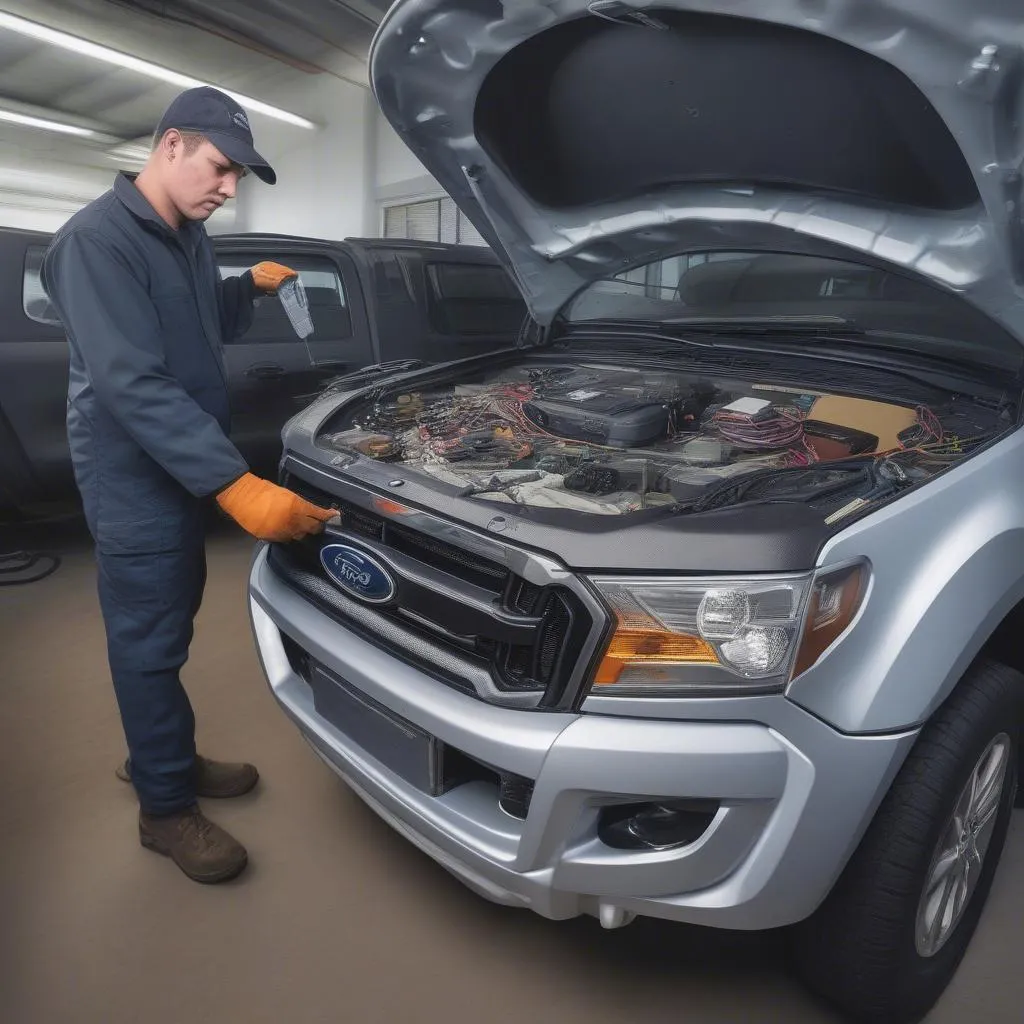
[[2, 516, 1023, 1024]]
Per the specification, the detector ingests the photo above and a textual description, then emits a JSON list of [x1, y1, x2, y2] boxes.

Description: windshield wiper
[[673, 458, 922, 516], [322, 359, 425, 392], [570, 314, 863, 340], [662, 314, 863, 336]]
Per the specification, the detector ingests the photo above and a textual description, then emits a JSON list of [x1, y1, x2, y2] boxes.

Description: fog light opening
[[598, 799, 720, 851]]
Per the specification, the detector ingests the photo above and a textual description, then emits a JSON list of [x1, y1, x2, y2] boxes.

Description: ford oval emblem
[[319, 543, 396, 605]]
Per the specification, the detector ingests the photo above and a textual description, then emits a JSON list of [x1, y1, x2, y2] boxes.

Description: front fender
[[788, 427, 1024, 734]]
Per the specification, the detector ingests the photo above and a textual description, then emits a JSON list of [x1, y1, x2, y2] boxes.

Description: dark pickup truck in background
[[0, 227, 526, 512]]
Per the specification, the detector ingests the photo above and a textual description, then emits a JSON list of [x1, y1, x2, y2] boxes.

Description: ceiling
[[0, 0, 389, 174]]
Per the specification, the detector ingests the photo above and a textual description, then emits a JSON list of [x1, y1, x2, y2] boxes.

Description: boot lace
[[180, 808, 215, 847]]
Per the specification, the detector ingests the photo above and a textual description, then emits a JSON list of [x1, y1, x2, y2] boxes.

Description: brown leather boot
[[117, 755, 259, 798], [139, 806, 248, 884]]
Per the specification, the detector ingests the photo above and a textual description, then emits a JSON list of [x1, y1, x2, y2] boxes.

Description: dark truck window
[[218, 256, 352, 343], [425, 262, 525, 336], [23, 245, 62, 327]]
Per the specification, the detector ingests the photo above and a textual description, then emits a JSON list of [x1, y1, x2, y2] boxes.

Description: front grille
[[269, 545, 481, 695], [496, 588, 589, 697], [387, 520, 507, 591], [273, 471, 595, 706], [537, 596, 571, 678], [286, 473, 507, 591], [510, 578, 545, 615], [336, 502, 385, 542]]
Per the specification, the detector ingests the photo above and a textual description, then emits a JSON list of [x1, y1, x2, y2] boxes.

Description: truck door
[[0, 234, 73, 506], [215, 247, 373, 472]]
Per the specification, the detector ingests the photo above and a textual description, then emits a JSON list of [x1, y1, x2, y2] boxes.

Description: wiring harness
[[320, 367, 1010, 517]]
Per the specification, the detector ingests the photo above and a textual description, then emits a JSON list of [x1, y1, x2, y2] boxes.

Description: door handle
[[245, 363, 286, 379]]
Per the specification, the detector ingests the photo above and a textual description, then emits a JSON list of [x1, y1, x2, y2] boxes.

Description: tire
[[792, 658, 1022, 1024]]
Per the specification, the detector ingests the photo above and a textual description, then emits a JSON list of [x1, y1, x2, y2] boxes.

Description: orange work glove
[[215, 473, 337, 543], [251, 261, 298, 294]]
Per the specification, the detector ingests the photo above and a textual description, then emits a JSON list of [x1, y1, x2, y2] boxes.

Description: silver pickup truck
[[246, 2, 1024, 1021]]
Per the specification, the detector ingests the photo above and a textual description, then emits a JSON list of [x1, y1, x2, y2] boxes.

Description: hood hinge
[[517, 316, 550, 348]]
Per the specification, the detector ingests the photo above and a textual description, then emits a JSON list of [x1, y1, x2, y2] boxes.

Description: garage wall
[[375, 113, 437, 193], [0, 87, 440, 240], [0, 145, 233, 236], [371, 108, 493, 246], [0, 148, 110, 233], [0, 81, 362, 238], [373, 109, 444, 227], [235, 74, 374, 241]]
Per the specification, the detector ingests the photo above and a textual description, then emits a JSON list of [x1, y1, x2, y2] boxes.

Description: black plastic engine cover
[[522, 393, 670, 447]]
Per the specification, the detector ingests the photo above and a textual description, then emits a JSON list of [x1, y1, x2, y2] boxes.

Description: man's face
[[165, 136, 246, 222]]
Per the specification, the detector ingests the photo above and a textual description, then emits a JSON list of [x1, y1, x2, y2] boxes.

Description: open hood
[[370, 0, 1024, 343]]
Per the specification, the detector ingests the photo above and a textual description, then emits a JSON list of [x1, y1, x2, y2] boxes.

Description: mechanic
[[40, 86, 335, 885]]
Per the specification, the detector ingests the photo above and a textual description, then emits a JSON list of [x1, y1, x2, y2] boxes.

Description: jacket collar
[[113, 172, 202, 250]]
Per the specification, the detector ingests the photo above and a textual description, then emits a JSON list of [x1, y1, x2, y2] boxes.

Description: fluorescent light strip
[[0, 108, 96, 136], [0, 11, 316, 129], [113, 145, 153, 161]]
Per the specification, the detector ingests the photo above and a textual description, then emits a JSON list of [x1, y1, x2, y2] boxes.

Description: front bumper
[[249, 544, 918, 931]]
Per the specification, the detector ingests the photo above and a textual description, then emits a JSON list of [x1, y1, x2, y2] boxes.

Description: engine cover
[[522, 392, 672, 448]]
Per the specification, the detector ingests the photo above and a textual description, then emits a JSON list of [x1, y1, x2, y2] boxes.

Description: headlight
[[587, 562, 867, 696]]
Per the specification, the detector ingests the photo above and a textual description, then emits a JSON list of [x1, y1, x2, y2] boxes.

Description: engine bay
[[316, 361, 1014, 520]]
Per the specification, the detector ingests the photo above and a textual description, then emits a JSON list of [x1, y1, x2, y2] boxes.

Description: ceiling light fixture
[[0, 107, 96, 137], [110, 143, 153, 161], [0, 11, 316, 129]]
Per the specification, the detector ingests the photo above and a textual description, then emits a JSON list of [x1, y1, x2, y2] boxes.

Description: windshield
[[564, 250, 1023, 372]]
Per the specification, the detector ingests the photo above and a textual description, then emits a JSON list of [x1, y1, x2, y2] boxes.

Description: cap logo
[[232, 111, 250, 131]]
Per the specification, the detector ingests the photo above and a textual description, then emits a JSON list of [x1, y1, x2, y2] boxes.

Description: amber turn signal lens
[[594, 627, 719, 685], [791, 564, 866, 679]]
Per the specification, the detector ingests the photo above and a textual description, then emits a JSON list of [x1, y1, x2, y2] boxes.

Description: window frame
[[22, 244, 63, 328], [423, 259, 527, 337], [216, 253, 353, 345]]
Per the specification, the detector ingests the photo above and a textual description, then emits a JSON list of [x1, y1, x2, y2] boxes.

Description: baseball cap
[[155, 86, 277, 185]]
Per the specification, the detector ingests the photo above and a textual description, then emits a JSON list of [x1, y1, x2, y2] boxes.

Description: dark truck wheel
[[792, 659, 1022, 1024]]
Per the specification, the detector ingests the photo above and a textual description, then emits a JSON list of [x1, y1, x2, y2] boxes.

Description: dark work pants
[[93, 497, 208, 816]]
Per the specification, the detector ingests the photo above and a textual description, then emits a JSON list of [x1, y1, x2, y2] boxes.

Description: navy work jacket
[[42, 173, 257, 542]]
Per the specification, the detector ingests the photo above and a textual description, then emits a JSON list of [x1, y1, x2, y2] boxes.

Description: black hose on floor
[[0, 549, 62, 586], [0, 503, 84, 585]]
